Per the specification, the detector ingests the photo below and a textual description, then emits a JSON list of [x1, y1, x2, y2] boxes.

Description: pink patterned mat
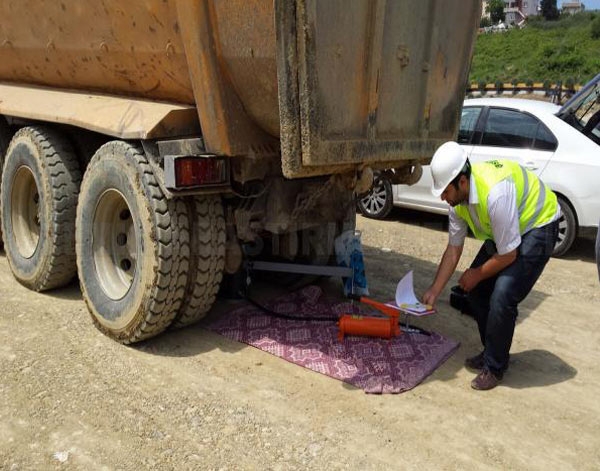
[[204, 285, 459, 394]]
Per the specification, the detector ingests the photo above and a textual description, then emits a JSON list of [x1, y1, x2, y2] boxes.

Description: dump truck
[[0, 0, 481, 343]]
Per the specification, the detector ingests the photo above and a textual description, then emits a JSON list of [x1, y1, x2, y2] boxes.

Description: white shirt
[[448, 174, 561, 255]]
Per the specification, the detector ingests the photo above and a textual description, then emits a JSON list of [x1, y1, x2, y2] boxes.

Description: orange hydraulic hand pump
[[337, 294, 402, 341], [351, 296, 400, 318], [337, 314, 400, 341]]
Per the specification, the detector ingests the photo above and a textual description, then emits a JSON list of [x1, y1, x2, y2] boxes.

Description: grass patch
[[470, 12, 600, 85]]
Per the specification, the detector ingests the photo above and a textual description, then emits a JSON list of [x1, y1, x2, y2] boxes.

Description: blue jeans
[[466, 221, 559, 375]]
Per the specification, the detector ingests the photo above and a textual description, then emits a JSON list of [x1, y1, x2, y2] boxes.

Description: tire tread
[[2, 126, 81, 291], [171, 195, 225, 328]]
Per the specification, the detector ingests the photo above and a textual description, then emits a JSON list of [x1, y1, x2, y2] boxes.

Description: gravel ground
[[1, 209, 599, 470]]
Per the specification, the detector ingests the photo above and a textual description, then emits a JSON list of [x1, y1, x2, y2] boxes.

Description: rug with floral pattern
[[205, 285, 459, 394]]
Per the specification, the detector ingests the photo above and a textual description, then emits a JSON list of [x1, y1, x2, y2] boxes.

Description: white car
[[359, 75, 600, 256]]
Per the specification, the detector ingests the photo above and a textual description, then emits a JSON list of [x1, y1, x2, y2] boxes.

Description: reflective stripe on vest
[[454, 160, 557, 241]]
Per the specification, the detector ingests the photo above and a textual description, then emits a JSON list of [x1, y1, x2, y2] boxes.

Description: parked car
[[358, 75, 600, 256]]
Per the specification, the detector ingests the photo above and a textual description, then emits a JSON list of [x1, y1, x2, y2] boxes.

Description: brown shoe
[[464, 351, 485, 370], [471, 368, 502, 391]]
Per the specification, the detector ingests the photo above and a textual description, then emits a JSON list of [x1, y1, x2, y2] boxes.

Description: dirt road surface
[[1, 209, 599, 470]]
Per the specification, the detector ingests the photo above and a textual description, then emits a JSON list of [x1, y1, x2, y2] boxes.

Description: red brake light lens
[[174, 157, 227, 187]]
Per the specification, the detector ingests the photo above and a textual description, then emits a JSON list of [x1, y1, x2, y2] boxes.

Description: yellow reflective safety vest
[[454, 160, 558, 241]]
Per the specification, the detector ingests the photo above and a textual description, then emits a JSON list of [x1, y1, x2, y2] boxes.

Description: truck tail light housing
[[164, 155, 228, 189]]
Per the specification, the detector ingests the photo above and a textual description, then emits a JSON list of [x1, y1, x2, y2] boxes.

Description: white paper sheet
[[384, 271, 435, 316]]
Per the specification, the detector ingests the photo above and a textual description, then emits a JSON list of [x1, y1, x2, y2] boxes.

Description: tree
[[592, 16, 600, 39], [540, 0, 560, 21], [486, 0, 506, 24]]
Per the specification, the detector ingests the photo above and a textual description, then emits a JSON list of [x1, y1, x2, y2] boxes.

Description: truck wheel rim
[[361, 182, 387, 215], [92, 189, 136, 300], [11, 166, 40, 258]]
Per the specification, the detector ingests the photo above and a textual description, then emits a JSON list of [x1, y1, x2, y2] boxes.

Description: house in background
[[504, 0, 539, 26], [481, 0, 542, 26], [562, 1, 585, 14], [482, 1, 490, 18]]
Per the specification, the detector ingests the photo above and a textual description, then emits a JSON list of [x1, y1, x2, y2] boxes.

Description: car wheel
[[357, 174, 393, 219], [553, 196, 577, 257]]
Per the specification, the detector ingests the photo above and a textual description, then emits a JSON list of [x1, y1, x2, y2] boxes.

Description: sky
[[558, 0, 600, 10]]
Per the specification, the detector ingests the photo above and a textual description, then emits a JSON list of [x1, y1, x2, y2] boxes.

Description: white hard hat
[[430, 142, 468, 197]]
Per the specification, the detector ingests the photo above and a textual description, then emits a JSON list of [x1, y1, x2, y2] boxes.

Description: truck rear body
[[0, 0, 480, 177]]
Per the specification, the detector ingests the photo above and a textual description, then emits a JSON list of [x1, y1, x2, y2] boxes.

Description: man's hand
[[459, 267, 482, 292], [422, 243, 464, 308], [422, 287, 440, 308], [460, 249, 516, 292]]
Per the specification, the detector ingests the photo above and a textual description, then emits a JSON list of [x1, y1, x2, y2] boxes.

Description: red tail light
[[172, 157, 227, 188]]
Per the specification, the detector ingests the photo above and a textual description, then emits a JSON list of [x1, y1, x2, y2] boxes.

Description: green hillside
[[469, 12, 600, 85]]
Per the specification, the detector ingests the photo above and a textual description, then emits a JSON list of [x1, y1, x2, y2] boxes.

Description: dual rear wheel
[[76, 141, 225, 341], [1, 128, 225, 343]]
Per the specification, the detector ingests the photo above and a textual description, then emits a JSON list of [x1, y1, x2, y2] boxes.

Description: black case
[[450, 285, 474, 318]]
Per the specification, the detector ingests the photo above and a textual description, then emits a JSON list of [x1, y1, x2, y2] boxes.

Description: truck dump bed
[[0, 0, 480, 177]]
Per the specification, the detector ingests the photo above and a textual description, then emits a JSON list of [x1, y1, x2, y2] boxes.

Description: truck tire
[[1, 126, 81, 291], [76, 141, 189, 343], [0, 116, 15, 249], [171, 196, 225, 328]]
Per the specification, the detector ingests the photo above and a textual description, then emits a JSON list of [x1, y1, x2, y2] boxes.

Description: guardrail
[[466, 82, 582, 104]]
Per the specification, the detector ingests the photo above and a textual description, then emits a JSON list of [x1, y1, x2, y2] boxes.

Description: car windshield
[[558, 73, 600, 141]]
